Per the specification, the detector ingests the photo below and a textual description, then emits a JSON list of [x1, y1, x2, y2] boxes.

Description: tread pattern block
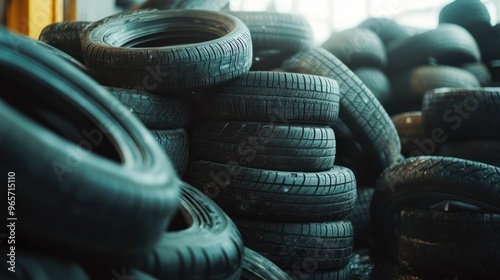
[[233, 219, 354, 271], [353, 67, 391, 105], [82, 9, 252, 94], [107, 87, 192, 129], [133, 183, 244, 280], [397, 209, 500, 278], [185, 160, 357, 222], [191, 121, 336, 172], [421, 88, 500, 140], [150, 129, 189, 177], [370, 156, 500, 259], [39, 21, 92, 63], [387, 24, 481, 74], [228, 11, 314, 52], [283, 48, 402, 183], [438, 140, 500, 167], [321, 27, 387, 69], [391, 65, 480, 103], [391, 111, 431, 157], [192, 71, 340, 125]]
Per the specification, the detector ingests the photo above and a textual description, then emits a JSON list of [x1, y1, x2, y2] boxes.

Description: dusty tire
[[0, 27, 180, 263], [283, 48, 402, 183], [131, 183, 244, 280], [387, 24, 481, 74], [106, 87, 192, 129], [192, 71, 340, 125], [39, 21, 92, 63], [321, 27, 387, 69], [191, 121, 336, 172], [185, 160, 357, 222], [150, 129, 189, 177], [82, 9, 252, 94]]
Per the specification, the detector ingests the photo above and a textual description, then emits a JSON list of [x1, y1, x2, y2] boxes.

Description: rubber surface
[[354, 67, 391, 105], [151, 129, 189, 177], [39, 21, 92, 63], [241, 247, 292, 280]]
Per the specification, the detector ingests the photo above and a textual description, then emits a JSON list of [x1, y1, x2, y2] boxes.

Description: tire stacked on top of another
[[75, 9, 253, 279], [185, 70, 357, 280]]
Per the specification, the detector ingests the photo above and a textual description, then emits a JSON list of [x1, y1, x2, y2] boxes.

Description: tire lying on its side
[[82, 9, 252, 94], [0, 26, 180, 263], [185, 160, 357, 222], [192, 71, 340, 125], [39, 21, 92, 63], [131, 183, 244, 280], [241, 247, 292, 280]]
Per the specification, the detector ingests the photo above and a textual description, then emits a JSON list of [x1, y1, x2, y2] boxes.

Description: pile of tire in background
[[2, 0, 499, 279]]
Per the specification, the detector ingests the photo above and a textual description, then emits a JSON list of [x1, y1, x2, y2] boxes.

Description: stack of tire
[[182, 11, 358, 280], [1, 6, 295, 280]]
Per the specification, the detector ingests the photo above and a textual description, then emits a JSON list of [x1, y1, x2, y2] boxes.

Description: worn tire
[[234, 219, 354, 270], [321, 27, 387, 69], [39, 21, 92, 63], [185, 160, 357, 222], [353, 67, 391, 105], [387, 24, 481, 74], [82, 9, 252, 94], [241, 247, 292, 280], [131, 183, 243, 280], [371, 156, 500, 259], [397, 209, 500, 279], [192, 71, 340, 125], [421, 88, 500, 140], [106, 87, 192, 129], [0, 27, 180, 263], [283, 48, 402, 183], [151, 129, 189, 177], [191, 121, 336, 172], [228, 11, 313, 52], [391, 65, 480, 104]]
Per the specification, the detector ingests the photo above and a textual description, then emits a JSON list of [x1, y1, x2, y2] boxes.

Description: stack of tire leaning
[[183, 11, 358, 280], [1, 4, 297, 280]]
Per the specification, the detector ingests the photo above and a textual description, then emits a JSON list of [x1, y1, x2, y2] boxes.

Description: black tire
[[321, 27, 387, 69], [131, 183, 244, 280], [437, 140, 500, 167], [0, 251, 90, 280], [192, 71, 340, 125], [106, 87, 192, 129], [141, 0, 230, 11], [387, 24, 481, 74], [421, 88, 500, 140], [184, 160, 357, 222], [357, 17, 411, 47], [370, 156, 500, 259], [241, 247, 292, 280], [283, 48, 402, 183], [191, 121, 336, 172], [353, 67, 391, 105], [0, 27, 180, 262], [391, 65, 480, 104], [151, 129, 189, 177], [391, 111, 430, 157], [461, 61, 492, 86], [227, 11, 314, 52], [438, 0, 491, 32], [39, 21, 92, 63], [233, 219, 354, 270], [397, 209, 500, 279], [82, 9, 252, 94]]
